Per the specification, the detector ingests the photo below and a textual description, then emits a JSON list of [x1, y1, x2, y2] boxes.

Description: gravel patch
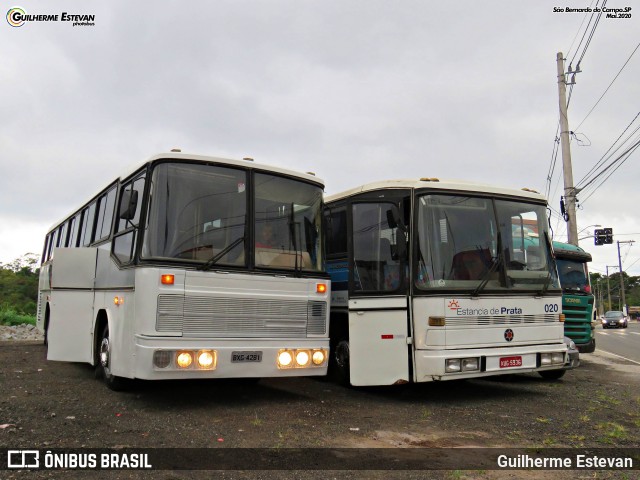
[[0, 323, 44, 341]]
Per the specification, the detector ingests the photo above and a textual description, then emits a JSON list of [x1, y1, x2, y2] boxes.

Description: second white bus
[[324, 179, 568, 386]]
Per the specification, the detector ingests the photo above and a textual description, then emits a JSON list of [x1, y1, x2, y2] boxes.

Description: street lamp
[[577, 224, 601, 235]]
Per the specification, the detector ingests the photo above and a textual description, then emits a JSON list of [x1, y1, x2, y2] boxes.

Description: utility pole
[[606, 265, 618, 311], [617, 240, 635, 315], [556, 52, 579, 246]]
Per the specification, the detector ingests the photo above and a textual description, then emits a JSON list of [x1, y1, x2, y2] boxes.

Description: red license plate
[[499, 356, 523, 368]]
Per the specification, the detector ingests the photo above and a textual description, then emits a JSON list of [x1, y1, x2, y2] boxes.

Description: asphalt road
[[594, 318, 640, 364]]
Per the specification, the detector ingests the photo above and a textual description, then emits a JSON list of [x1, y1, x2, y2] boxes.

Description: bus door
[[348, 200, 410, 386]]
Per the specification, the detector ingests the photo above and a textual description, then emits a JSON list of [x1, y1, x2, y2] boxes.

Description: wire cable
[[574, 40, 640, 131]]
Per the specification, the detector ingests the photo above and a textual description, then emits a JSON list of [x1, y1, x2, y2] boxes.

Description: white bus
[[324, 179, 567, 386], [37, 152, 329, 389]]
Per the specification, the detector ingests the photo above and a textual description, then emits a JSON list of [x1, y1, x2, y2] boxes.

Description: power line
[[576, 111, 640, 187], [580, 137, 640, 202], [568, 0, 603, 67], [574, 40, 640, 131]]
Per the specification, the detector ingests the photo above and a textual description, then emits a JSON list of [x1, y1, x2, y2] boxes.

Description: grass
[[0, 307, 36, 326], [596, 422, 627, 444]]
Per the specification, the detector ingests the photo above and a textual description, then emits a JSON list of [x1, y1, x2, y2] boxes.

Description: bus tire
[[538, 369, 566, 380], [331, 339, 351, 386], [43, 305, 50, 348], [98, 324, 128, 391]]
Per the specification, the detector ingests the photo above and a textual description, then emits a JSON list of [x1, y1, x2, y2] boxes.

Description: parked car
[[602, 311, 628, 329]]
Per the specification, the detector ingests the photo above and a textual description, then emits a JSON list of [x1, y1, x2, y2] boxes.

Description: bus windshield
[[415, 194, 560, 292], [142, 162, 323, 272]]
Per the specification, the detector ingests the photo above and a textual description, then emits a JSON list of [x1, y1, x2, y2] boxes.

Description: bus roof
[[125, 152, 324, 187], [552, 240, 592, 262], [47, 152, 324, 232], [325, 178, 547, 203]]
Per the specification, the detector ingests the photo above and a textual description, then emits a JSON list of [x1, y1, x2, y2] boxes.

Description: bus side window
[[326, 208, 347, 257], [81, 203, 97, 247], [95, 186, 117, 242]]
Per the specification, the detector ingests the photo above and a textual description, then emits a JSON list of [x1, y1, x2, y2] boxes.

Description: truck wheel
[[578, 338, 596, 354]]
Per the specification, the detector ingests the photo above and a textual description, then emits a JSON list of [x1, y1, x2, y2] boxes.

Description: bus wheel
[[98, 325, 128, 391], [332, 339, 351, 386], [538, 369, 566, 380]]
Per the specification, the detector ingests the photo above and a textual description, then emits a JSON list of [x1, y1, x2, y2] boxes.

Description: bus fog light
[[462, 358, 479, 372], [153, 350, 171, 369], [295, 350, 310, 367], [197, 350, 216, 369], [540, 353, 552, 365], [312, 349, 326, 365], [445, 359, 461, 373], [277, 350, 293, 368], [176, 351, 193, 368], [552, 353, 564, 365]]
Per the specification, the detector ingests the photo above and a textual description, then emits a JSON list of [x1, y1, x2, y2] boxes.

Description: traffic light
[[594, 228, 613, 245]]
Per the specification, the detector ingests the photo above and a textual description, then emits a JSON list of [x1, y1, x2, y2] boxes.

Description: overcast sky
[[1, 0, 638, 278]]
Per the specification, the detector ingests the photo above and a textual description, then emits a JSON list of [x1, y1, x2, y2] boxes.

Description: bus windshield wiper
[[471, 231, 504, 297], [197, 236, 244, 271], [471, 254, 502, 297]]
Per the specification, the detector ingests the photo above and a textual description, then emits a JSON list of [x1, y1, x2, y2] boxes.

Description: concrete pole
[[617, 240, 634, 315], [606, 265, 613, 311], [556, 52, 579, 246]]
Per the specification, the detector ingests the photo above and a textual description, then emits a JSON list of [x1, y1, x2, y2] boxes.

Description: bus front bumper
[[132, 335, 329, 380], [414, 343, 569, 382]]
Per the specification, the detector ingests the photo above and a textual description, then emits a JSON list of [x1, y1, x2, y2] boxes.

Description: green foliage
[[0, 254, 40, 318], [0, 307, 36, 326]]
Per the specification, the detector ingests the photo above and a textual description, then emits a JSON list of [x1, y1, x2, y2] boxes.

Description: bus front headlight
[[197, 350, 216, 369], [312, 349, 326, 365], [295, 350, 310, 367], [277, 350, 294, 368], [176, 351, 193, 368]]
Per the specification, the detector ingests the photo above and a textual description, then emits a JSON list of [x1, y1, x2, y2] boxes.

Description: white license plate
[[231, 351, 263, 363]]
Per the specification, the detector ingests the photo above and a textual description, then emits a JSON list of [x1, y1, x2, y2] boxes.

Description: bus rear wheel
[[97, 325, 128, 391]]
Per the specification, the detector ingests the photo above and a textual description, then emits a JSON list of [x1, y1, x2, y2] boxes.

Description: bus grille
[[444, 314, 558, 326], [156, 295, 327, 337]]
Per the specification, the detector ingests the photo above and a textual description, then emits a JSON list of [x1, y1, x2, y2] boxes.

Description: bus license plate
[[499, 356, 522, 368], [231, 351, 263, 363]]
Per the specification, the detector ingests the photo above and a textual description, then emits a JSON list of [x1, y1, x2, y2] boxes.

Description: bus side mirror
[[119, 190, 139, 220], [386, 207, 406, 232]]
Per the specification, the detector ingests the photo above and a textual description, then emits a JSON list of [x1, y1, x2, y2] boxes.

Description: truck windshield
[[415, 194, 560, 293], [142, 162, 323, 272], [556, 258, 590, 294]]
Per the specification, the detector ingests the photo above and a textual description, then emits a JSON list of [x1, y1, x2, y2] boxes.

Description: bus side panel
[[47, 248, 97, 363], [47, 290, 94, 363], [348, 297, 409, 386]]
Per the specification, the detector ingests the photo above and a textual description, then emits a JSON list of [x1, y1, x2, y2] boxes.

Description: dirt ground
[[1, 341, 639, 479]]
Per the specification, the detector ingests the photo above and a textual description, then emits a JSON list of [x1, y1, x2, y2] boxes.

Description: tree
[[0, 254, 40, 315]]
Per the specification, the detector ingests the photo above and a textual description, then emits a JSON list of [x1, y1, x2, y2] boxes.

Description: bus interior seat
[[451, 249, 491, 280]]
